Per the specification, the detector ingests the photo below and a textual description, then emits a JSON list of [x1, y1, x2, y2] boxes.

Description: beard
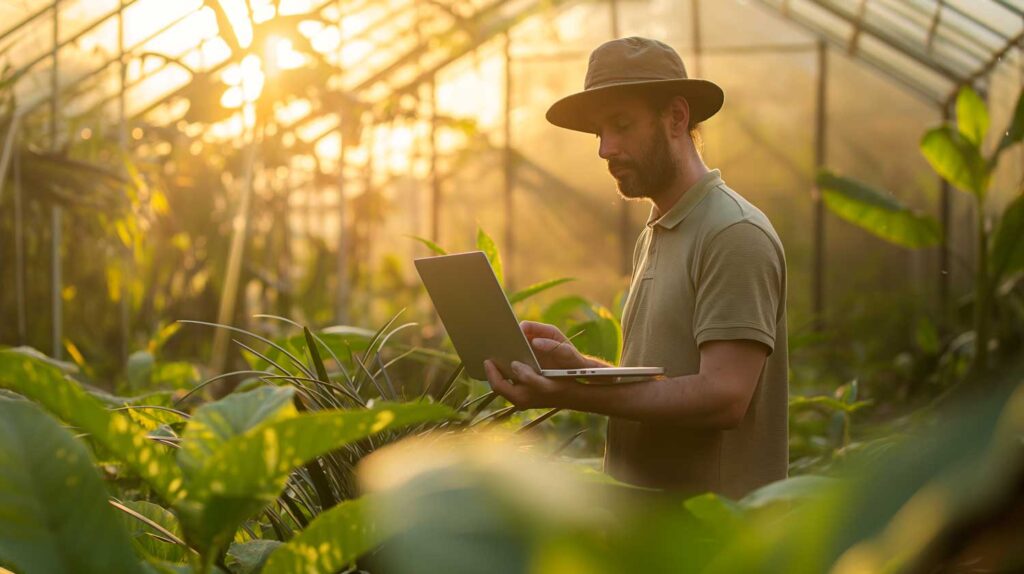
[[608, 123, 678, 200]]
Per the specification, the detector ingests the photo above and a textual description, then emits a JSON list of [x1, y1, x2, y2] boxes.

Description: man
[[483, 37, 789, 499]]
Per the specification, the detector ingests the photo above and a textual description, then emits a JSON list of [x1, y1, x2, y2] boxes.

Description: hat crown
[[585, 37, 689, 90]]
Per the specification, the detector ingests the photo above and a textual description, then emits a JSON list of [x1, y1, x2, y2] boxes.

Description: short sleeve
[[693, 222, 784, 353]]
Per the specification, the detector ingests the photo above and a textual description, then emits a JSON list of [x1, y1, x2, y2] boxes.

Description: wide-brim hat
[[546, 37, 724, 134]]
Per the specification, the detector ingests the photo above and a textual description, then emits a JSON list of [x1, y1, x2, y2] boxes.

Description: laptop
[[415, 251, 664, 380]]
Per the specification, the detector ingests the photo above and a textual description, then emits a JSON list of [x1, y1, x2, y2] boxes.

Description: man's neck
[[650, 155, 710, 218]]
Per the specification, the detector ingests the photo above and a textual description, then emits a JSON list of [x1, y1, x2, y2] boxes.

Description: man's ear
[[666, 96, 691, 137]]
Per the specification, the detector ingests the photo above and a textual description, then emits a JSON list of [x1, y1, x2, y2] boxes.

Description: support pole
[[939, 105, 953, 329], [503, 32, 515, 289], [812, 39, 828, 332], [335, 133, 349, 323], [14, 144, 26, 344], [430, 77, 441, 243], [212, 115, 259, 376], [691, 0, 703, 77], [118, 0, 130, 362], [334, 0, 349, 323], [50, 0, 62, 359]]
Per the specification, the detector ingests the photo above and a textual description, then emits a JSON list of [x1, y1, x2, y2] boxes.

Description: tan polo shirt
[[606, 169, 788, 499]]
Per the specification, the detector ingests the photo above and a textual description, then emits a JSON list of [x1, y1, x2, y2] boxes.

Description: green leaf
[[0, 350, 185, 503], [119, 500, 189, 563], [542, 297, 622, 364], [262, 498, 376, 574], [126, 351, 156, 389], [178, 401, 452, 555], [303, 327, 330, 383], [407, 235, 447, 256], [738, 475, 837, 511], [920, 126, 990, 198], [684, 493, 743, 536], [226, 540, 282, 574], [955, 86, 989, 147], [990, 193, 1024, 285], [476, 228, 504, 287], [508, 277, 575, 305], [178, 386, 297, 478], [192, 402, 453, 500], [151, 362, 200, 390], [0, 399, 145, 574], [817, 171, 940, 248], [788, 395, 872, 414], [994, 89, 1024, 161]]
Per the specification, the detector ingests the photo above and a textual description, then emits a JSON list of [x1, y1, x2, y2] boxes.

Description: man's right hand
[[520, 321, 591, 370]]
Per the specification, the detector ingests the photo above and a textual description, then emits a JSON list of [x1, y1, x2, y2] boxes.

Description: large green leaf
[[0, 399, 145, 574], [817, 171, 941, 248], [955, 86, 989, 147], [0, 350, 184, 503], [177, 401, 453, 555], [177, 386, 297, 477], [920, 125, 990, 198], [476, 228, 504, 287], [708, 364, 1024, 573], [262, 498, 376, 574], [990, 193, 1024, 285]]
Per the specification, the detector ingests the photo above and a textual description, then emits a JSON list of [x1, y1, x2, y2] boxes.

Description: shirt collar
[[646, 169, 723, 230]]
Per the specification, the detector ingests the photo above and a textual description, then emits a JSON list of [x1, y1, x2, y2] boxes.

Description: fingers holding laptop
[[484, 359, 574, 409], [520, 321, 586, 369]]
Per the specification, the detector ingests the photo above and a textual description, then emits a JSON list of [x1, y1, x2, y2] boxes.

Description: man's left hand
[[483, 360, 577, 409]]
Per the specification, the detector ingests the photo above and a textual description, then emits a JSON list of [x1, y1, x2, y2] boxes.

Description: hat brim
[[545, 79, 724, 133]]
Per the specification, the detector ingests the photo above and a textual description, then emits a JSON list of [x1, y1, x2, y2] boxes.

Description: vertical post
[[335, 132, 349, 323], [118, 0, 130, 362], [50, 0, 62, 359], [14, 143, 26, 344], [939, 105, 952, 329], [503, 32, 515, 289], [812, 39, 828, 332], [430, 77, 441, 243], [690, 0, 703, 77], [610, 0, 631, 276], [334, 1, 349, 323], [212, 116, 259, 375]]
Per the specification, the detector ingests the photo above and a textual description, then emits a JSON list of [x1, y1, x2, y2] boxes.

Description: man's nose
[[598, 134, 619, 160]]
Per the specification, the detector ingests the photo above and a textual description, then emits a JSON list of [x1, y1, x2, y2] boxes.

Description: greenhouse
[[1, 0, 1023, 572]]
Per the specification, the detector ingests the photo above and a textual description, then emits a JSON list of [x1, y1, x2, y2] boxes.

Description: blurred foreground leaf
[[0, 399, 144, 574]]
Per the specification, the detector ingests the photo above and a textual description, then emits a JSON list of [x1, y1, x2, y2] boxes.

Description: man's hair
[[639, 89, 704, 155]]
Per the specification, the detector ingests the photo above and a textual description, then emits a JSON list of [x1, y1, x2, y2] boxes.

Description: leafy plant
[[818, 86, 1024, 375], [357, 361, 1024, 573], [0, 347, 452, 573]]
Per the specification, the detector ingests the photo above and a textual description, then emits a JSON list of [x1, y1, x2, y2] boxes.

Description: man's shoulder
[[694, 181, 782, 247]]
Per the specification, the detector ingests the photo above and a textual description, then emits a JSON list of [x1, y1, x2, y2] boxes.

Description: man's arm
[[484, 338, 767, 429]]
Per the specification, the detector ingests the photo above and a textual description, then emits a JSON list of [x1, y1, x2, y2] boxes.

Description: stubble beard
[[610, 123, 678, 201]]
